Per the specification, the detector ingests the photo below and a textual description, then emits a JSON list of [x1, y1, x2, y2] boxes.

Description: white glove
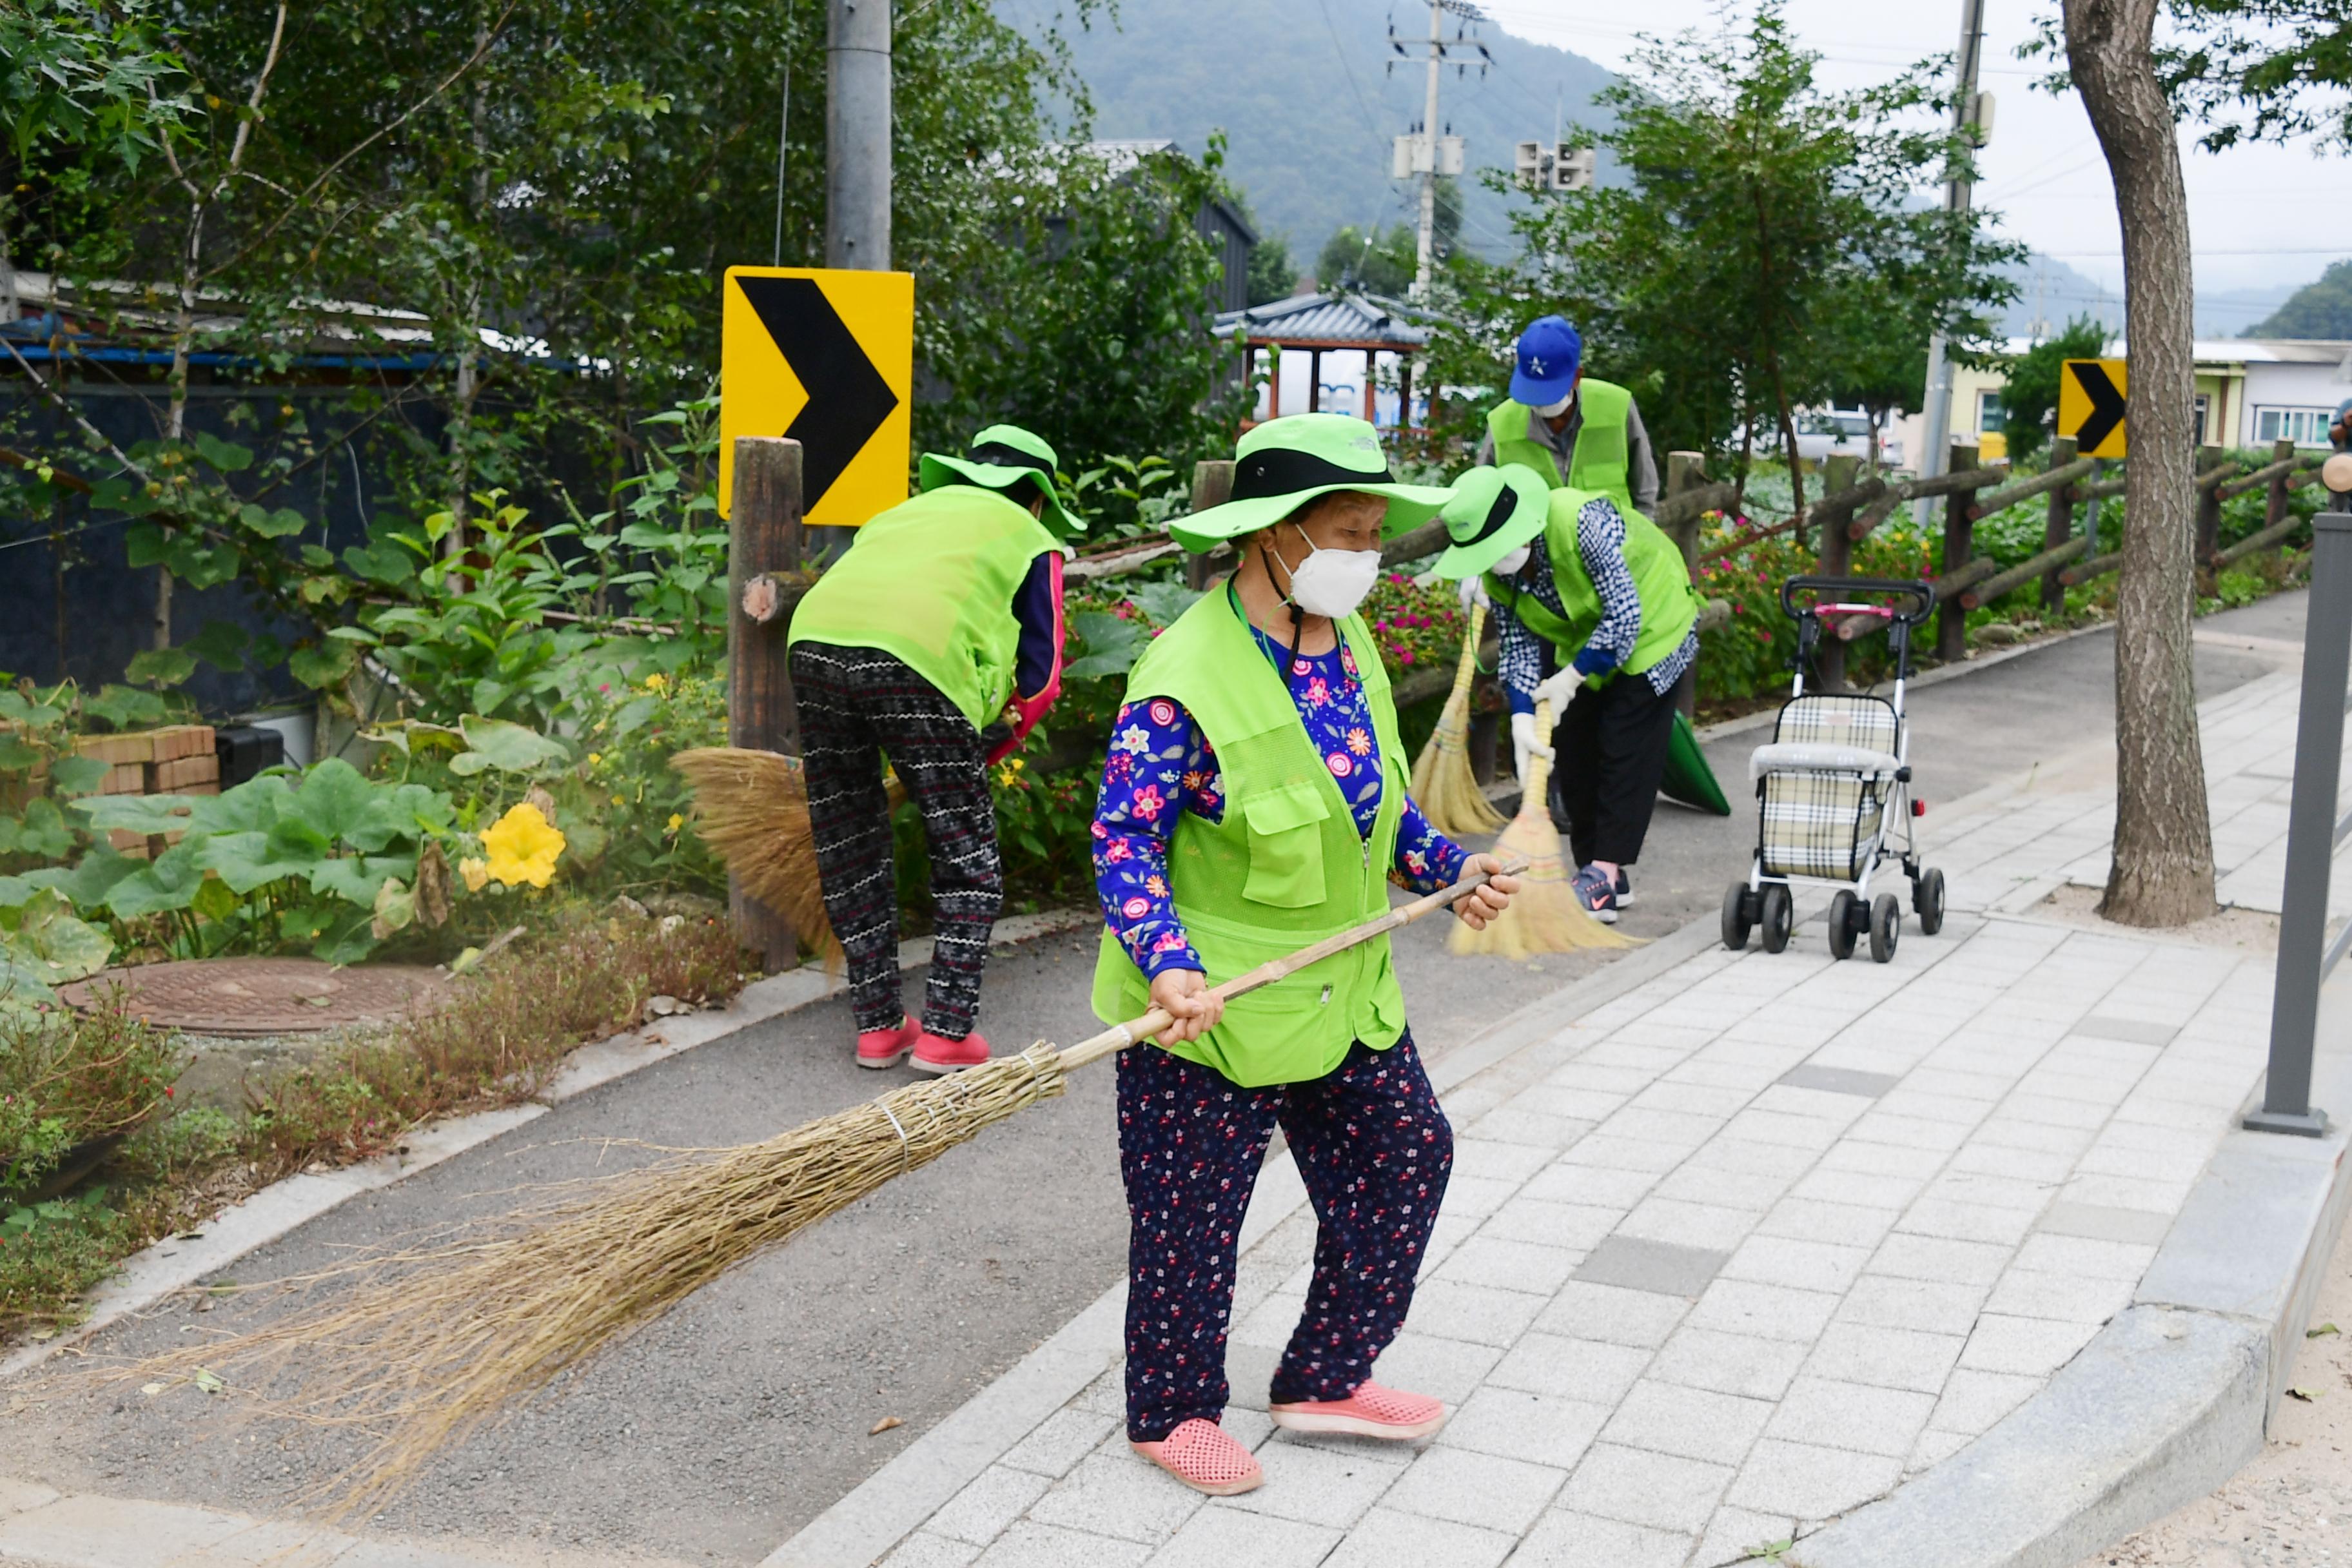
[[1510, 710, 1554, 781], [1456, 574, 1490, 612], [1534, 665, 1584, 714]]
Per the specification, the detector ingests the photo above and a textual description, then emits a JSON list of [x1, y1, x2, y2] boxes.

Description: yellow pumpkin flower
[[666, 812, 685, 833], [644, 672, 668, 692], [587, 751, 601, 767], [458, 856, 490, 893], [480, 803, 565, 889]]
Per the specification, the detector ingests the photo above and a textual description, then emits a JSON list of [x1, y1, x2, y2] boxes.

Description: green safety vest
[[1090, 589, 1408, 1088], [1488, 377, 1636, 517], [787, 486, 1061, 732], [1482, 485, 1699, 685]]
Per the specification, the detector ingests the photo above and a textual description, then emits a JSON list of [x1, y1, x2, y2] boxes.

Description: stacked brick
[[72, 725, 218, 858]]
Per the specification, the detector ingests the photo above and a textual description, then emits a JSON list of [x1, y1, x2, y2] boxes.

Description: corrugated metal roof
[[1215, 291, 1436, 348]]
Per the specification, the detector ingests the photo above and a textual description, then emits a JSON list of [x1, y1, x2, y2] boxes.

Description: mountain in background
[[993, 2, 2275, 344], [2244, 259, 2352, 338], [996, 0, 1611, 269]]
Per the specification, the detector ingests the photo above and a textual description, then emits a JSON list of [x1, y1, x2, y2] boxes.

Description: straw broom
[[667, 747, 910, 968], [1409, 600, 1507, 838], [115, 860, 1520, 1517], [1447, 698, 1636, 959]]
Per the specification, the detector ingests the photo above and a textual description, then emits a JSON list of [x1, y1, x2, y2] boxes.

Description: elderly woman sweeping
[[1088, 413, 1519, 1497]]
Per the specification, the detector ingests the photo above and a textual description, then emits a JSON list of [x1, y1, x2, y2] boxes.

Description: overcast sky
[[1474, 0, 2351, 335]]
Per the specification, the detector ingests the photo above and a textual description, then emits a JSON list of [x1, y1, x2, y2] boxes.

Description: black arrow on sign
[[2070, 360, 2126, 453], [735, 274, 900, 512]]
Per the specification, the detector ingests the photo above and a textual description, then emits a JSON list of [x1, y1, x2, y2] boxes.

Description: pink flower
[[1105, 839, 1132, 861], [1327, 752, 1354, 778], [1306, 676, 1329, 705], [1153, 932, 1190, 952], [1398, 649, 1416, 665], [1133, 785, 1166, 821], [1091, 821, 1109, 839], [1123, 896, 1152, 919]]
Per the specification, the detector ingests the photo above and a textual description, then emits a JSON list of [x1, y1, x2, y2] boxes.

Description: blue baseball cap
[[1509, 315, 1583, 406]]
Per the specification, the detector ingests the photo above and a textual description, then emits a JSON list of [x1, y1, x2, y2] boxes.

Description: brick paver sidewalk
[[875, 672, 2292, 1568]]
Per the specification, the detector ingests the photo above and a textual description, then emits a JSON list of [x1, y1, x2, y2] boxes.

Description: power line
[[1315, 0, 1389, 148]]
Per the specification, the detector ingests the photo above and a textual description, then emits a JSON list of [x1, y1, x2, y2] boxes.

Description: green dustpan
[[1660, 709, 1730, 816]]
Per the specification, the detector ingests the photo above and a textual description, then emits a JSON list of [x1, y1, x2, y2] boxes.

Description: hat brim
[[1507, 367, 1578, 406], [1170, 482, 1456, 554], [1435, 505, 1547, 580], [918, 453, 1079, 538]]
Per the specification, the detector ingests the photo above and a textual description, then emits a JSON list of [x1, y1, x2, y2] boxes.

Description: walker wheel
[[1827, 890, 1859, 961], [1870, 894, 1902, 963], [1722, 883, 1756, 950], [1758, 885, 1793, 954], [1914, 867, 1946, 936]]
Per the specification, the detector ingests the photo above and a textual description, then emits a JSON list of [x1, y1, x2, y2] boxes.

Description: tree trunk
[[2064, 0, 2215, 926]]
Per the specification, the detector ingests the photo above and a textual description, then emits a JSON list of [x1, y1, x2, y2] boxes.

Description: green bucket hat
[[1434, 465, 1550, 580], [918, 423, 1079, 538], [1171, 413, 1455, 554]]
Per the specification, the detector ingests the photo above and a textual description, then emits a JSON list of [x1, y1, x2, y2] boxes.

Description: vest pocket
[[1240, 783, 1330, 908]]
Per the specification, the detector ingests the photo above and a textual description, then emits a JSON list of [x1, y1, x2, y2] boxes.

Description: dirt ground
[[2078, 1218, 2352, 1567]]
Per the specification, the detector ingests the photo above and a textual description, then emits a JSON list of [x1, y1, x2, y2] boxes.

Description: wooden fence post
[[1939, 440, 1980, 663], [1186, 460, 1235, 591], [2195, 442, 2224, 568], [2267, 435, 2296, 529], [1812, 453, 1861, 690], [728, 435, 805, 972], [2041, 435, 2077, 615], [1664, 451, 1705, 718]]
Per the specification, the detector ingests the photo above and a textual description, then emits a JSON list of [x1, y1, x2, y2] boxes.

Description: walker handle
[[1779, 576, 1936, 628]]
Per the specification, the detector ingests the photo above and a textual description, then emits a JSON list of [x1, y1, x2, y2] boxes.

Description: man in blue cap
[[1476, 314, 1658, 516]]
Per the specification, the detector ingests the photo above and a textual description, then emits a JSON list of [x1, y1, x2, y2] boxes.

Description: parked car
[[1794, 409, 1903, 469]]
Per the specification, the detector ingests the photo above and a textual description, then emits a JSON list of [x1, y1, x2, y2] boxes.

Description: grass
[[0, 906, 749, 1340]]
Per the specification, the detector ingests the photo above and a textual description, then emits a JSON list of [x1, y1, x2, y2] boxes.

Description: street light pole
[[826, 0, 890, 270], [1914, 0, 1989, 524]]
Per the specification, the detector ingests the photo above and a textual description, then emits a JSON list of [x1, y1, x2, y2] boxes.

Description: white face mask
[[1272, 529, 1383, 619], [1533, 392, 1574, 418], [1491, 543, 1533, 578]]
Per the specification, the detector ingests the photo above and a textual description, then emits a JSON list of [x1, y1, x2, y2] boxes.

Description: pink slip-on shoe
[[1130, 1418, 1263, 1496], [855, 1017, 918, 1070], [1268, 1381, 1447, 1440], [910, 1029, 990, 1074]]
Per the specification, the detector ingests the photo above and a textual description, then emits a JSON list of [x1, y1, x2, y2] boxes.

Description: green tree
[[1246, 231, 1298, 305], [1997, 316, 2112, 459], [1315, 178, 1460, 297], [1428, 3, 2017, 511], [2247, 259, 2352, 337]]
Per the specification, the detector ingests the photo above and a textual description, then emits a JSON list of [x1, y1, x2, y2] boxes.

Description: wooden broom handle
[[1055, 856, 1529, 1070]]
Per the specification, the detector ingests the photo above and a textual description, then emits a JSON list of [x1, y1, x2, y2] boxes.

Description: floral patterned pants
[[1117, 1030, 1452, 1441], [791, 642, 1000, 1039]]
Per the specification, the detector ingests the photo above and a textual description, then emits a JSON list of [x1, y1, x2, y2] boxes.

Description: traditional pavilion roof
[[1214, 291, 1438, 352]]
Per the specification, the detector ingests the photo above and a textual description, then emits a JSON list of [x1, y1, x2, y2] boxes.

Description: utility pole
[[1913, 0, 1990, 524], [1415, 0, 1442, 295], [826, 0, 890, 270], [1389, 1, 1483, 300]]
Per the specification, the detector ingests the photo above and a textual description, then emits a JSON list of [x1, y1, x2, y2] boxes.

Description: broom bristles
[[1448, 699, 1638, 958], [1411, 602, 1508, 838], [670, 747, 912, 971], [109, 1044, 1070, 1519]]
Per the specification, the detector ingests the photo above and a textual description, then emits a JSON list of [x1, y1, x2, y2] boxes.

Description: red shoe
[[856, 1017, 918, 1070], [1268, 1380, 1447, 1440], [910, 1029, 990, 1075], [1130, 1418, 1263, 1496]]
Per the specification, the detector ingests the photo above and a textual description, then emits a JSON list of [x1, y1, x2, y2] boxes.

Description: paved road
[[8, 598, 2304, 1565]]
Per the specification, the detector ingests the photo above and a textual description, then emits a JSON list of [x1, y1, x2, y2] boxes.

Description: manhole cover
[[59, 957, 448, 1036]]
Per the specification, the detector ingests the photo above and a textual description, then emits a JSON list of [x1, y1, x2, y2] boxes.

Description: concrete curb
[[1788, 997, 2352, 1568], [0, 908, 1097, 1384]]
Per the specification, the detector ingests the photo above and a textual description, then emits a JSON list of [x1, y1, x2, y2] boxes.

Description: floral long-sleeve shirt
[[1093, 623, 1469, 980]]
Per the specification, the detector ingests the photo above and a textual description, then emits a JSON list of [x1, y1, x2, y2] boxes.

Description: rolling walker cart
[[1721, 577, 1945, 963]]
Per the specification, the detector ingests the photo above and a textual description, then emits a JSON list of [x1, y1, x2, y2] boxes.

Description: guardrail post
[[1938, 440, 1979, 663], [2266, 435, 2295, 531], [1814, 453, 1861, 689], [729, 435, 805, 972], [1665, 451, 1705, 719], [2041, 436, 2077, 614], [2246, 464, 2352, 1136], [2195, 442, 2225, 571], [1186, 460, 1234, 591]]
